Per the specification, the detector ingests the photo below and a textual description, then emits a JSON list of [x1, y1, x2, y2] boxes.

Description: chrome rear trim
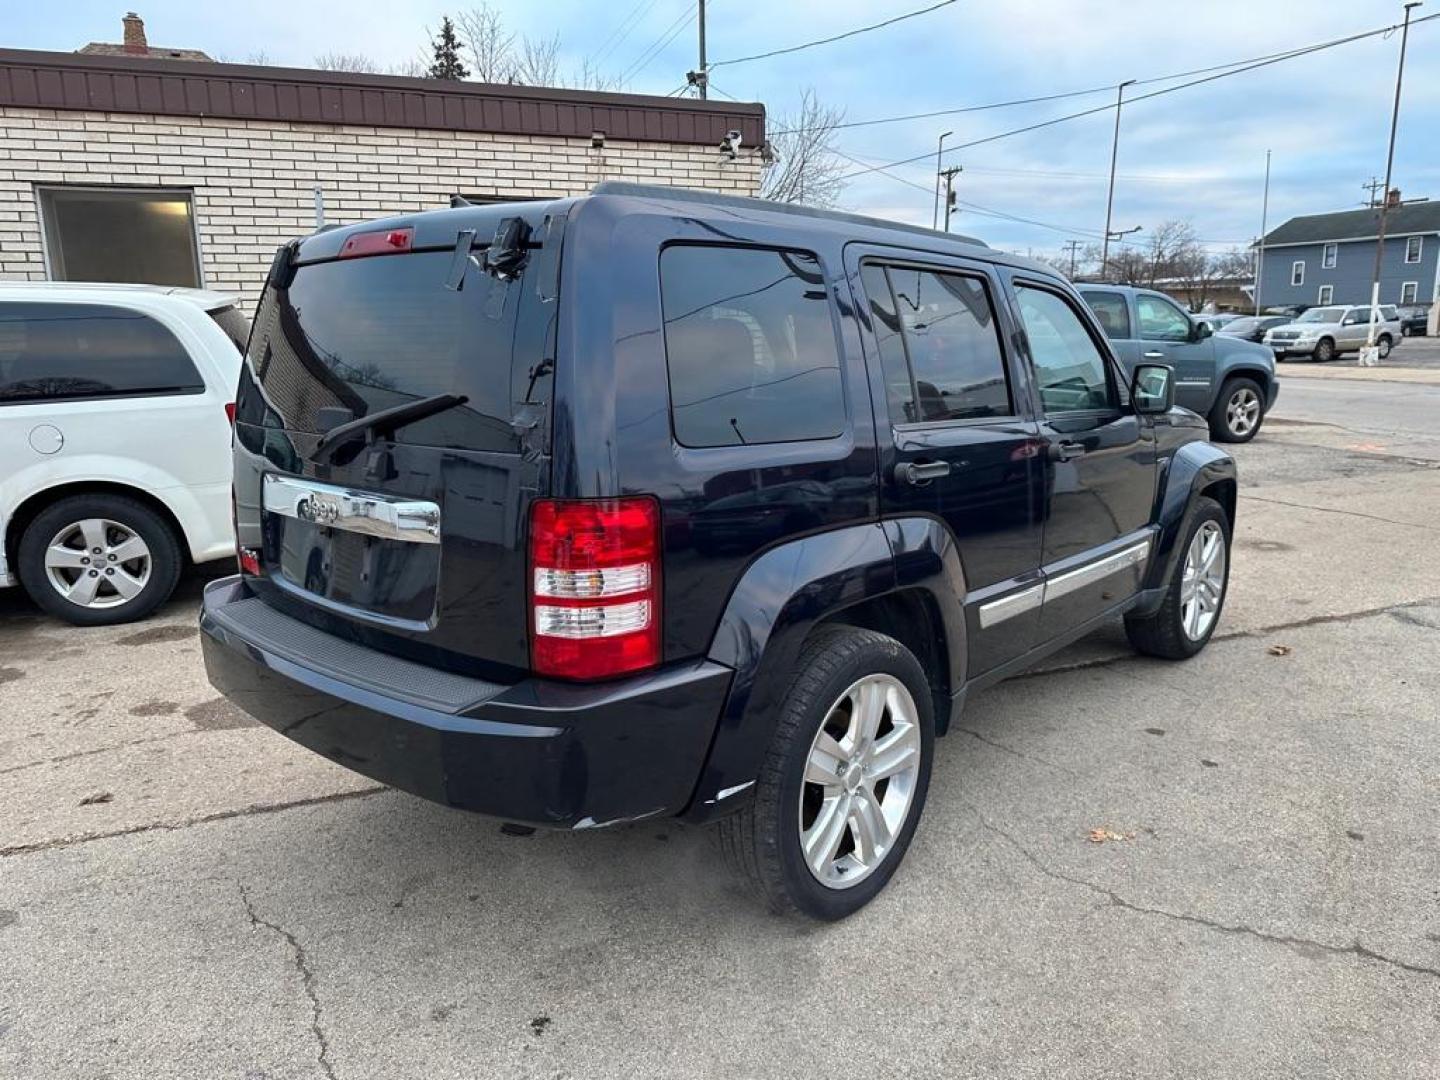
[[262, 474, 441, 544]]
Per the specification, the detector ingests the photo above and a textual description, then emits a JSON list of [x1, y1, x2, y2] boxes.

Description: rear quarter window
[[0, 302, 204, 405], [659, 245, 846, 448]]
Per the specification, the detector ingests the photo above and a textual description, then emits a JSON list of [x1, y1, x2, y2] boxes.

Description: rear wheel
[[1377, 334, 1393, 359], [1209, 377, 1265, 443], [1313, 337, 1336, 363], [717, 626, 934, 919], [17, 494, 183, 626], [1125, 496, 1230, 660]]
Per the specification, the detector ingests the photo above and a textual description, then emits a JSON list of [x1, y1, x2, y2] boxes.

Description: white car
[[1263, 304, 1403, 362], [0, 283, 245, 624]]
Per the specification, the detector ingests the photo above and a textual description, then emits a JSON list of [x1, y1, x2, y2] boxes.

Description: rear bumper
[[200, 576, 732, 828]]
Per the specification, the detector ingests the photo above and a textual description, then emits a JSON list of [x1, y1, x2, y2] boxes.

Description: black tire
[[17, 493, 183, 626], [716, 626, 935, 920], [1208, 376, 1266, 444], [1124, 496, 1230, 660], [1377, 334, 1393, 359], [1313, 337, 1336, 363]]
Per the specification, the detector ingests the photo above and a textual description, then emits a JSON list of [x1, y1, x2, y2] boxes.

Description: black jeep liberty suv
[[202, 183, 1236, 919]]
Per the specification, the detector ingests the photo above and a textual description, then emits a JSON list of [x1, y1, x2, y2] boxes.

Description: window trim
[[1322, 242, 1337, 269], [859, 257, 1020, 431], [1134, 291, 1194, 343], [657, 240, 850, 450], [1291, 260, 1305, 287], [1400, 281, 1418, 305], [1317, 284, 1333, 305], [34, 184, 206, 288], [1010, 276, 1123, 419], [1404, 236, 1422, 264]]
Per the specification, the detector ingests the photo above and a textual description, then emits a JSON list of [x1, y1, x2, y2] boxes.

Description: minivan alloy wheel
[[1224, 386, 1261, 438], [799, 673, 922, 889], [44, 518, 152, 609], [1180, 520, 1226, 641]]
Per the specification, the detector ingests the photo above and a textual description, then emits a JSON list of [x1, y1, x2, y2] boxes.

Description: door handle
[[894, 460, 952, 485], [1142, 350, 1166, 359], [1049, 440, 1086, 463]]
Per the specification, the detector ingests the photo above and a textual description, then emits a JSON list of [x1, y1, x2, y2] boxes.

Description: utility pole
[[1361, 176, 1385, 207], [932, 130, 953, 229], [696, 0, 707, 98], [1364, 0, 1422, 365], [940, 166, 961, 232], [1254, 149, 1270, 316], [1062, 240, 1082, 278], [1100, 78, 1136, 281]]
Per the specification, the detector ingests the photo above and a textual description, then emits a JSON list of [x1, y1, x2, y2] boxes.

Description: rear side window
[[0, 302, 203, 405], [1081, 290, 1131, 339], [862, 263, 1011, 423], [660, 245, 845, 448]]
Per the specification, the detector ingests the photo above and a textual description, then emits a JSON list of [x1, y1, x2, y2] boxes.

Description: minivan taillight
[[528, 498, 661, 680]]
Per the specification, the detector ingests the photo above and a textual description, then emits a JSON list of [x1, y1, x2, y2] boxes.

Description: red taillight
[[338, 227, 413, 259], [528, 498, 661, 680], [232, 483, 261, 576], [224, 402, 236, 425]]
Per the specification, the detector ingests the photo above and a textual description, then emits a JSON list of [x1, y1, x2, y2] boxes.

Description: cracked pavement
[[2, 373, 1439, 1079]]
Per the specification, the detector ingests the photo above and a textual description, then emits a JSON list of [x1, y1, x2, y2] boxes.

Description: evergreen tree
[[427, 16, 470, 80]]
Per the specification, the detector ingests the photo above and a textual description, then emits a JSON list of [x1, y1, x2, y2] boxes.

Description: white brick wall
[[0, 107, 763, 302]]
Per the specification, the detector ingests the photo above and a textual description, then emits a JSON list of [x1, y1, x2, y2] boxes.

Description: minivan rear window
[[0, 302, 204, 404], [240, 250, 543, 453], [660, 245, 845, 448]]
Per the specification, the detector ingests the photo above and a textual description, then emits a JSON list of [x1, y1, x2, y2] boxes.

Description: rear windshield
[[238, 249, 550, 453], [208, 304, 251, 354]]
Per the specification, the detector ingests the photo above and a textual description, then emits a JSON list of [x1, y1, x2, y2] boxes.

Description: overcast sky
[[10, 1, 1439, 258]]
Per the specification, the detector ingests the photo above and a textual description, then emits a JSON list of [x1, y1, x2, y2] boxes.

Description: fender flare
[[1140, 440, 1236, 599], [681, 517, 968, 823]]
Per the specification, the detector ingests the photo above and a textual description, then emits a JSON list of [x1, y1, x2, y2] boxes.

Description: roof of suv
[[0, 281, 239, 310]]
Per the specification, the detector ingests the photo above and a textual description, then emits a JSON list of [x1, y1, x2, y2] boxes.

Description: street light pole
[[696, 0, 707, 99], [932, 130, 953, 229], [1100, 79, 1136, 281], [1254, 149, 1270, 316], [1364, 1, 1422, 364]]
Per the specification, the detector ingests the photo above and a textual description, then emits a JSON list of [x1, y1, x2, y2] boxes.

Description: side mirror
[[1190, 320, 1213, 342], [1132, 363, 1175, 415]]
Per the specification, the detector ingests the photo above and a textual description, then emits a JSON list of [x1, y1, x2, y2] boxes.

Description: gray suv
[[1263, 304, 1401, 362], [1079, 285, 1279, 443]]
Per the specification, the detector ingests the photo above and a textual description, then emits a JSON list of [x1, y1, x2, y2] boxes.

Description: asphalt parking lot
[[3, 366, 1439, 1079]]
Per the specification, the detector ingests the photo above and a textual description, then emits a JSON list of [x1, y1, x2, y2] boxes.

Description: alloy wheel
[[1179, 520, 1226, 640], [43, 518, 152, 609], [1225, 387, 1261, 438], [799, 673, 922, 889]]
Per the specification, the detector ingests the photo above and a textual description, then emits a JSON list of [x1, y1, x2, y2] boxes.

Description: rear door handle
[[1142, 350, 1166, 359], [1049, 440, 1086, 463], [894, 460, 952, 485]]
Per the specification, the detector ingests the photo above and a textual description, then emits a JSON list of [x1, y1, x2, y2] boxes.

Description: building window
[[38, 187, 201, 288], [1322, 243, 1337, 269], [1404, 236, 1423, 264], [1401, 282, 1418, 305], [1317, 285, 1333, 305], [1291, 260, 1305, 286]]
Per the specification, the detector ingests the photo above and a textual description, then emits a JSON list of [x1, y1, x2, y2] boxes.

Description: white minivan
[[0, 283, 244, 625]]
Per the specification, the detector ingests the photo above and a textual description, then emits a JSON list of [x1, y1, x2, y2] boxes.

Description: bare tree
[[515, 33, 561, 87], [314, 52, 383, 73], [761, 90, 848, 207], [457, 4, 516, 83]]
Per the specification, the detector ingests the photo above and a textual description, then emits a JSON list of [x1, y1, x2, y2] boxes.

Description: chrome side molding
[[262, 474, 441, 544], [978, 539, 1150, 627], [977, 583, 1043, 629]]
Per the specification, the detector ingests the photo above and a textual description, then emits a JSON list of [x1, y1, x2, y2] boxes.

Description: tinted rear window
[[660, 245, 845, 448], [241, 250, 548, 453], [208, 304, 250, 353], [0, 302, 203, 404]]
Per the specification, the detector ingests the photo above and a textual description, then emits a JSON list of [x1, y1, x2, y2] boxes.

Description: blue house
[[1255, 197, 1440, 310]]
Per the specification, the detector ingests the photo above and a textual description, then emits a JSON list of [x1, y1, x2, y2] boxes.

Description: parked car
[[0, 283, 246, 624], [200, 184, 1237, 919], [1216, 315, 1292, 343], [1263, 304, 1402, 362], [1078, 285, 1279, 443], [1397, 303, 1431, 337], [1195, 312, 1243, 333]]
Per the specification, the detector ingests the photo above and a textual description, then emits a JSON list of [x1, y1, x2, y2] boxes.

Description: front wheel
[[1377, 335, 1393, 359], [1313, 337, 1336, 363], [717, 626, 935, 919], [1209, 377, 1265, 443], [1125, 496, 1230, 660]]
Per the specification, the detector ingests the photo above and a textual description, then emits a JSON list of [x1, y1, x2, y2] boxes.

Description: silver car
[[1264, 304, 1402, 362]]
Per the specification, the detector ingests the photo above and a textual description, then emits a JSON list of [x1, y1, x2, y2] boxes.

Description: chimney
[[122, 12, 147, 54], [1386, 187, 1402, 208]]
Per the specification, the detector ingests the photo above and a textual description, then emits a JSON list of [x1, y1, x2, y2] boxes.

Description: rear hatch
[[232, 204, 564, 680]]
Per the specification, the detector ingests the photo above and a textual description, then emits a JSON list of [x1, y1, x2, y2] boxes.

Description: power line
[[709, 0, 957, 68], [834, 12, 1440, 181], [621, 5, 698, 84], [590, 0, 663, 68]]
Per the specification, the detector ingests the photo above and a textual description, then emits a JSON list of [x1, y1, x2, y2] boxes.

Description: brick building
[[0, 36, 764, 304]]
